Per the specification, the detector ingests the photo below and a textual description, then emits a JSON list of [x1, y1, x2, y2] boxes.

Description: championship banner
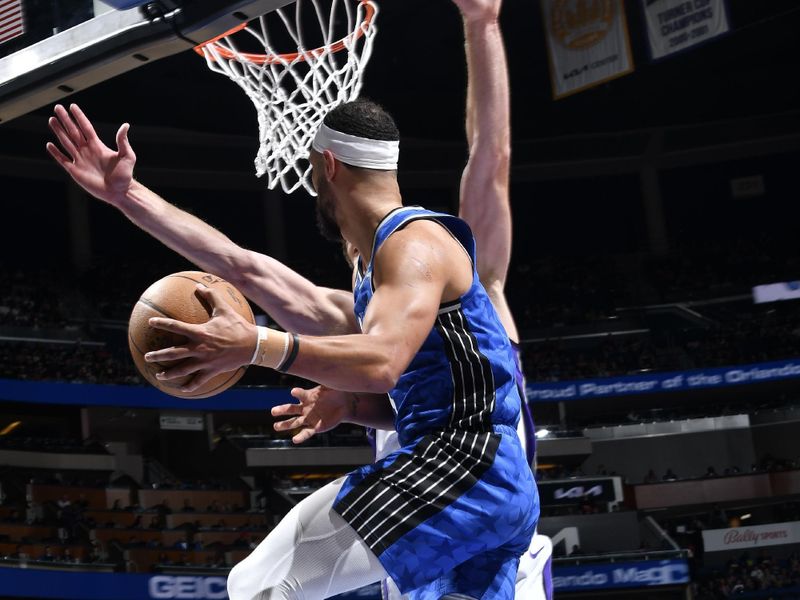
[[541, 0, 634, 99], [702, 521, 800, 553], [642, 0, 730, 60]]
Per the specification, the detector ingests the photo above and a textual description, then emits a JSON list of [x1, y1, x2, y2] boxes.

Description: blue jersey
[[334, 207, 538, 599], [351, 206, 523, 445]]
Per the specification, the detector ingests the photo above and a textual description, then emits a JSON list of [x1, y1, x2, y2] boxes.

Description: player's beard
[[314, 180, 343, 242]]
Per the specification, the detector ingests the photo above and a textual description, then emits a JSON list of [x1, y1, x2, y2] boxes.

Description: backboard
[[0, 0, 294, 124]]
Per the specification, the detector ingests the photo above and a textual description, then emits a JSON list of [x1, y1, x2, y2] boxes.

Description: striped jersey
[[336, 206, 539, 596], [352, 206, 522, 446]]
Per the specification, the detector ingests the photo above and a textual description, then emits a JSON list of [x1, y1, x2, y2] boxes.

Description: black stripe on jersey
[[451, 309, 496, 431], [435, 307, 496, 432], [334, 430, 500, 556]]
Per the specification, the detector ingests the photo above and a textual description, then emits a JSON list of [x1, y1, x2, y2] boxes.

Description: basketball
[[128, 271, 255, 399]]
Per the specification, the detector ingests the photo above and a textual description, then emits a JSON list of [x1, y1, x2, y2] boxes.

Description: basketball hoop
[[194, 0, 378, 195]]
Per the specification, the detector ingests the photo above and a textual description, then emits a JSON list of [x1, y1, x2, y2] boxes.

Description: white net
[[197, 0, 378, 196]]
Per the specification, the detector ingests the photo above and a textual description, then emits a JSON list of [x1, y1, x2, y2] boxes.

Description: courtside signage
[[642, 0, 730, 60], [553, 559, 690, 591], [0, 568, 380, 600], [526, 358, 800, 402], [702, 521, 800, 552]]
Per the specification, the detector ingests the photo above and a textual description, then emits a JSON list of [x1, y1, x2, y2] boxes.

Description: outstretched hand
[[46, 104, 136, 205], [144, 285, 257, 393], [271, 386, 354, 445], [451, 0, 501, 22]]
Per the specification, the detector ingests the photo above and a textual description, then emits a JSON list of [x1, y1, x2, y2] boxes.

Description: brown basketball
[[128, 271, 255, 399]]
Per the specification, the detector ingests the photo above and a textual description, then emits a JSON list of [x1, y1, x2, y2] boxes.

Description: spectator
[[40, 546, 57, 562]]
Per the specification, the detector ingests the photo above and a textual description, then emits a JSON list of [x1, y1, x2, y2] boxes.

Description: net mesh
[[197, 0, 378, 195]]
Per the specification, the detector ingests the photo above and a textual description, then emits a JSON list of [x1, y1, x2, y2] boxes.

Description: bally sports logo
[[723, 528, 789, 546], [551, 0, 616, 49], [703, 521, 800, 553]]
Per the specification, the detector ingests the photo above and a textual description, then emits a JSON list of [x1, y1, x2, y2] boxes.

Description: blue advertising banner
[[552, 559, 690, 592], [3, 357, 800, 409], [0, 561, 689, 598], [527, 358, 800, 402], [0, 378, 292, 411], [0, 567, 381, 600]]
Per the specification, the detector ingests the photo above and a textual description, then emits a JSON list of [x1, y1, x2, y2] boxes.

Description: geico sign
[[148, 576, 228, 599], [554, 484, 604, 500]]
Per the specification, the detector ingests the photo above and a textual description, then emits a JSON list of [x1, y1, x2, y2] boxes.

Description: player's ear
[[322, 149, 337, 181]]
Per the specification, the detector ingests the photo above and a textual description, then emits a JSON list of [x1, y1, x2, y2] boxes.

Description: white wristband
[[250, 326, 268, 365]]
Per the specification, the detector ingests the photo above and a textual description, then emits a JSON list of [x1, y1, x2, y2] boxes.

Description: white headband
[[311, 123, 399, 170]]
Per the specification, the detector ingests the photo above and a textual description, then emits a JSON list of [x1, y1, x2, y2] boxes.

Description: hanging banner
[[642, 0, 730, 60], [542, 0, 634, 99]]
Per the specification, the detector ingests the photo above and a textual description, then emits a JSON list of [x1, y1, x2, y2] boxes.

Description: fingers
[[144, 346, 197, 363], [271, 403, 302, 418], [69, 104, 99, 142], [273, 416, 301, 432], [292, 428, 316, 445], [45, 142, 74, 171], [195, 285, 229, 314], [153, 359, 201, 382], [53, 104, 86, 145], [290, 387, 311, 401], [47, 116, 78, 160], [148, 316, 201, 337], [116, 123, 135, 159], [180, 370, 215, 393]]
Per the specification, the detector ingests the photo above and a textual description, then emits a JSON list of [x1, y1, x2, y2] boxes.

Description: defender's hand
[[452, 0, 502, 22], [144, 285, 257, 393], [46, 103, 136, 206], [271, 386, 354, 444]]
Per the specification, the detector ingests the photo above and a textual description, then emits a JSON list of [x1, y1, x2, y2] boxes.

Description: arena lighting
[[535, 428, 551, 439], [740, 514, 752, 520], [0, 421, 21, 436]]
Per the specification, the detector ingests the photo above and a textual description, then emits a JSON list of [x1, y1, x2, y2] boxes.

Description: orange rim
[[194, 1, 375, 65]]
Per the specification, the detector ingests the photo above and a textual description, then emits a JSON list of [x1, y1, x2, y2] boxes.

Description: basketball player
[[274, 0, 553, 597], [47, 97, 538, 598]]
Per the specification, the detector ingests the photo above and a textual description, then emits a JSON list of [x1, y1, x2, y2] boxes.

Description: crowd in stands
[[693, 553, 800, 599], [0, 469, 270, 573], [0, 342, 139, 385], [1, 236, 799, 386]]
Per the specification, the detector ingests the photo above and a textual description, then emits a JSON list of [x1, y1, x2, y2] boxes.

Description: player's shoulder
[[377, 219, 464, 270]]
